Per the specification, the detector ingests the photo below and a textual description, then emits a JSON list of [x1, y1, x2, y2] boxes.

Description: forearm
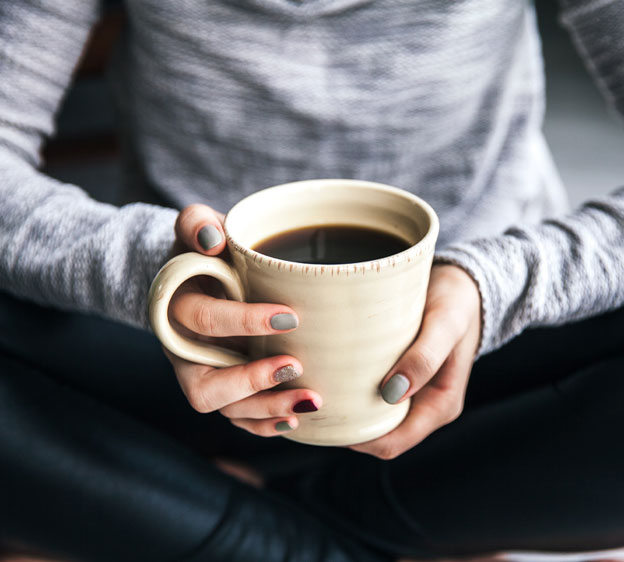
[[436, 187, 624, 355], [0, 1, 179, 329], [0, 151, 177, 328]]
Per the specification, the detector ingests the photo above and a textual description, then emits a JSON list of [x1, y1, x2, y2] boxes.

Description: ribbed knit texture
[[0, 0, 623, 348], [436, 187, 624, 355]]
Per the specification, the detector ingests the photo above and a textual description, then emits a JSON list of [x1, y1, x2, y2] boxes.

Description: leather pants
[[1, 292, 623, 561]]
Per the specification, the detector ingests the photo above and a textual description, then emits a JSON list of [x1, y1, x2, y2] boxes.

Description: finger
[[351, 383, 452, 459], [175, 203, 227, 255], [230, 415, 300, 437], [219, 388, 322, 419], [170, 290, 299, 337], [352, 343, 473, 460], [380, 308, 462, 405], [164, 348, 304, 413]]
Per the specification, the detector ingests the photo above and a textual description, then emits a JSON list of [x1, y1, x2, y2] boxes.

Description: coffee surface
[[252, 224, 411, 265]]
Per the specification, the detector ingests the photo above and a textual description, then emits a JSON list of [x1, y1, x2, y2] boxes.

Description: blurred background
[[42, 1, 624, 209]]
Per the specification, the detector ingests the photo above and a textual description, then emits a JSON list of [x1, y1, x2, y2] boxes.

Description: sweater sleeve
[[435, 187, 624, 355], [557, 0, 624, 120], [0, 2, 178, 330], [434, 0, 624, 355]]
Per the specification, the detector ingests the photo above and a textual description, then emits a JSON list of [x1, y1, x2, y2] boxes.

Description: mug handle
[[148, 252, 248, 367]]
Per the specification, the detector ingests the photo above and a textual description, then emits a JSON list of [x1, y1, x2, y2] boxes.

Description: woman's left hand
[[350, 264, 482, 460]]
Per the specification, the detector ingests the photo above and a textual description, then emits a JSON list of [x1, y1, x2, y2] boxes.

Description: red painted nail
[[293, 399, 318, 413]]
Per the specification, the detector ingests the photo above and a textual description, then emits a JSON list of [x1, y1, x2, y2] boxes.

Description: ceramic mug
[[148, 179, 439, 446]]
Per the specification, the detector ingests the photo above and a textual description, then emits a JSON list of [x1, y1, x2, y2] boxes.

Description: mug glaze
[[149, 179, 439, 446]]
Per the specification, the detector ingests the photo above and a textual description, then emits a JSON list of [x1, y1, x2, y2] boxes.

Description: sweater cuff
[[111, 203, 178, 331]]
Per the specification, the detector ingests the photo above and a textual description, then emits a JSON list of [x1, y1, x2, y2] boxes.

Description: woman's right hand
[[164, 204, 322, 436]]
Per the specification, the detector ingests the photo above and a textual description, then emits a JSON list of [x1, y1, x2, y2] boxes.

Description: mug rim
[[224, 179, 439, 274]]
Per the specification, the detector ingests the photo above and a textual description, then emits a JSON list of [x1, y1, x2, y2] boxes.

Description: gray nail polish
[[381, 373, 410, 404], [198, 225, 222, 250], [274, 365, 301, 383], [275, 421, 293, 432], [270, 313, 298, 331]]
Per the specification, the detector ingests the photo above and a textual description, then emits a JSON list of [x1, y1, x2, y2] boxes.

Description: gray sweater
[[0, 0, 623, 355]]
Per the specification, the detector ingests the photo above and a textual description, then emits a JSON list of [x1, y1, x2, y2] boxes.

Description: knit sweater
[[0, 0, 623, 354]]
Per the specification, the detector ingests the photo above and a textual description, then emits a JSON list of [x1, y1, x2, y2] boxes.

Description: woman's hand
[[350, 264, 482, 460], [165, 204, 321, 436]]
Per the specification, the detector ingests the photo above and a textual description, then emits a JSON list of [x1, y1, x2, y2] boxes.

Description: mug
[[148, 179, 439, 446]]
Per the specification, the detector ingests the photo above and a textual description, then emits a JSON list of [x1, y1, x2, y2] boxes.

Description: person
[[0, 0, 623, 560]]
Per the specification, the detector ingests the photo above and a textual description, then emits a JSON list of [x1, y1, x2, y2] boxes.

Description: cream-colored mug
[[148, 179, 439, 446]]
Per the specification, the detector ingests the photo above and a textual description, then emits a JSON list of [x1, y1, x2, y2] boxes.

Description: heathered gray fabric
[[109, 0, 569, 236], [0, 2, 178, 329], [0, 0, 623, 350], [436, 187, 624, 355], [437, 0, 624, 354]]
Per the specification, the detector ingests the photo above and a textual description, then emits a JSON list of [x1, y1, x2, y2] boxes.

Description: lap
[[269, 351, 624, 556], [0, 291, 335, 474], [466, 305, 624, 410], [2, 290, 624, 556], [2, 289, 623, 460]]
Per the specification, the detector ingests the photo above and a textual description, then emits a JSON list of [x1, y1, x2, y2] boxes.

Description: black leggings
[[1, 291, 623, 561]]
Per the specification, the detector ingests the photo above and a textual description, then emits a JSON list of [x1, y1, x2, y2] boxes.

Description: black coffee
[[252, 224, 411, 265]]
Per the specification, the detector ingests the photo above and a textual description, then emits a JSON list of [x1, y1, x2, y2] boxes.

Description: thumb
[[380, 309, 460, 405], [175, 204, 227, 255]]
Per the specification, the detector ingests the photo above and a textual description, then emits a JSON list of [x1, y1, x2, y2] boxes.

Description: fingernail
[[275, 421, 293, 432], [381, 373, 410, 404], [273, 365, 301, 383], [270, 313, 298, 331], [293, 399, 318, 413], [198, 225, 222, 250]]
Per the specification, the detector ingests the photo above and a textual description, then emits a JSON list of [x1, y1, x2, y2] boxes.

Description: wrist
[[430, 263, 483, 356]]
